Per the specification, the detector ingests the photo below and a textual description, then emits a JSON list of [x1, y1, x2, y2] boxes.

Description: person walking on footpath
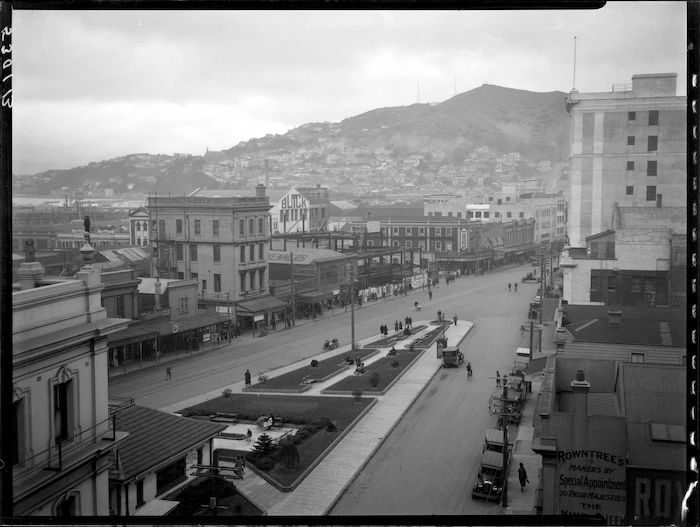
[[518, 463, 529, 492], [246, 428, 252, 443], [514, 282, 518, 292], [496, 371, 501, 387], [244, 369, 251, 387], [453, 314, 458, 326], [428, 290, 433, 301], [166, 364, 172, 380], [508, 282, 512, 292], [395, 320, 399, 332]]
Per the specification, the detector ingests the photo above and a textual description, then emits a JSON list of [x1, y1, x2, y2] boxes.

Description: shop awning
[[107, 325, 159, 347], [136, 311, 229, 337], [236, 295, 288, 316], [297, 290, 333, 304]]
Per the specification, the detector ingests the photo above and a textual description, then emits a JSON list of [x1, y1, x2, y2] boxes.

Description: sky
[[12, 3, 687, 175]]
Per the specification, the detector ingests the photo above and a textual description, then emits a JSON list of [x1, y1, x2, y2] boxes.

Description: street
[[330, 266, 537, 515], [109, 264, 538, 515]]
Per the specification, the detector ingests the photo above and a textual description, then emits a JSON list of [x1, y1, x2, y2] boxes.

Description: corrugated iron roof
[[111, 405, 226, 481], [557, 393, 620, 415], [621, 363, 685, 469]]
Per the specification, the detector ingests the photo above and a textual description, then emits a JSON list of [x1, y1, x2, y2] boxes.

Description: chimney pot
[[607, 310, 622, 326], [576, 369, 585, 382]]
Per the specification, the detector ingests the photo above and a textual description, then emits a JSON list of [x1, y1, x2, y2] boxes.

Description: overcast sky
[[13, 3, 686, 175]]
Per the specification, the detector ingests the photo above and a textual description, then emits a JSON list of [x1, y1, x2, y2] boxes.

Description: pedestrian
[[246, 429, 252, 443], [395, 321, 399, 332], [428, 290, 433, 300], [384, 325, 388, 336], [404, 316, 410, 328], [518, 463, 529, 492], [408, 316, 412, 329], [496, 371, 501, 387], [271, 317, 276, 330], [514, 282, 518, 292], [453, 314, 458, 326], [398, 321, 403, 331], [508, 282, 512, 292], [166, 364, 172, 380], [244, 369, 251, 387]]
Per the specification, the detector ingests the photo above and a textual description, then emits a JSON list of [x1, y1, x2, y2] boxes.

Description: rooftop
[[109, 405, 226, 481], [561, 304, 685, 347]]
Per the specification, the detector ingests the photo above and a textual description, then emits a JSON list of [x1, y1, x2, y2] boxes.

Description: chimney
[[18, 261, 46, 290], [571, 369, 590, 449], [154, 278, 162, 311], [607, 310, 622, 326], [255, 184, 266, 197]]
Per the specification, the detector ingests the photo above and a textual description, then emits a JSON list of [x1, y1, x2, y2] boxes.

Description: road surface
[[329, 266, 536, 515]]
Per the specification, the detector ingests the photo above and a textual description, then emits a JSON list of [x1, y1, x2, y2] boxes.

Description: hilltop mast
[[572, 36, 578, 90]]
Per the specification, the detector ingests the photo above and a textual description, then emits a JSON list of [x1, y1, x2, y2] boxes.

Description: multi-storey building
[[128, 207, 150, 247], [12, 254, 129, 516], [147, 185, 287, 328], [565, 73, 686, 248]]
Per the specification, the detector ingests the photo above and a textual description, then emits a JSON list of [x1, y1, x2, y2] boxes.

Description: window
[[628, 111, 636, 121], [393, 241, 399, 247], [194, 220, 201, 235], [495, 212, 500, 218], [446, 241, 452, 251], [259, 244, 264, 260], [626, 186, 634, 195], [176, 219, 183, 234], [626, 161, 634, 171], [239, 219, 245, 236], [214, 274, 221, 293], [53, 381, 72, 443], [646, 186, 657, 201], [507, 212, 512, 218], [647, 160, 657, 176], [435, 241, 442, 251], [448, 212, 453, 217], [446, 228, 452, 236], [435, 228, 442, 236], [213, 244, 221, 262], [519, 212, 525, 218], [248, 219, 254, 236], [483, 212, 490, 219], [648, 110, 659, 126], [249, 245, 255, 262], [475, 212, 481, 219], [590, 274, 599, 292], [418, 241, 425, 249], [197, 447, 203, 465], [631, 353, 645, 363], [189, 244, 198, 261], [457, 212, 462, 218], [115, 295, 125, 318], [406, 241, 412, 248], [55, 494, 78, 517], [13, 398, 25, 465], [419, 227, 425, 235], [497, 199, 502, 205], [156, 457, 186, 495], [177, 272, 184, 280], [258, 218, 264, 234], [179, 297, 189, 314], [406, 227, 412, 236], [648, 135, 658, 151], [393, 227, 399, 235], [176, 243, 184, 261], [631, 276, 642, 292], [213, 220, 219, 236], [191, 272, 197, 282], [488, 196, 493, 201], [158, 220, 166, 239], [505, 197, 511, 201], [136, 481, 145, 508], [37, 239, 48, 249], [627, 136, 635, 146], [259, 269, 265, 288], [240, 246, 245, 262], [202, 279, 207, 290], [240, 271, 247, 291], [643, 277, 655, 294]]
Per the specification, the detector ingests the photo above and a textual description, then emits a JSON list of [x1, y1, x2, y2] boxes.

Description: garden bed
[[243, 349, 379, 392], [165, 476, 264, 516], [179, 394, 374, 489], [364, 325, 427, 348], [322, 347, 425, 394], [407, 323, 451, 348]]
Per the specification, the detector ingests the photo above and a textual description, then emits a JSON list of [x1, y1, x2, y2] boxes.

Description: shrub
[[391, 360, 400, 368], [252, 433, 276, 457], [257, 374, 268, 384], [257, 456, 275, 471], [311, 359, 319, 367], [279, 441, 300, 468], [172, 478, 234, 516], [369, 372, 380, 387], [326, 421, 337, 432], [222, 388, 233, 397], [296, 428, 311, 441], [352, 388, 363, 402]]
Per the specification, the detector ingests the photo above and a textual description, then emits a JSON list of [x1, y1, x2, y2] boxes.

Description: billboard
[[367, 221, 381, 233]]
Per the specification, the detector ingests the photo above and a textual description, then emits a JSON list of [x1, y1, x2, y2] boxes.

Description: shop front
[[236, 295, 288, 335], [107, 325, 160, 371]]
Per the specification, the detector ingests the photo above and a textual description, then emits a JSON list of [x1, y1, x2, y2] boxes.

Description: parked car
[[472, 450, 508, 501]]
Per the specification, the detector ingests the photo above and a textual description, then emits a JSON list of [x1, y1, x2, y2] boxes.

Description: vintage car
[[441, 346, 464, 368], [471, 450, 508, 501], [482, 428, 515, 455]]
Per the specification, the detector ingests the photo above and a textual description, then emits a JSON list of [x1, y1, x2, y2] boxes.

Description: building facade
[[128, 207, 150, 247], [565, 73, 686, 248], [13, 258, 129, 516], [270, 186, 330, 234]]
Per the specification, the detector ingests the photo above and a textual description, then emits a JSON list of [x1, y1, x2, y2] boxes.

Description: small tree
[[311, 359, 319, 367], [279, 440, 300, 468], [391, 360, 400, 368], [252, 433, 276, 457], [369, 372, 380, 387]]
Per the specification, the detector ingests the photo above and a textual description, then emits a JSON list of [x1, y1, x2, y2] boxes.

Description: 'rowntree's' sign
[[558, 449, 626, 525]]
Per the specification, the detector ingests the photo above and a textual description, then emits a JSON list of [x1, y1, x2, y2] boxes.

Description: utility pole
[[290, 251, 296, 327], [346, 256, 356, 351], [489, 381, 521, 509]]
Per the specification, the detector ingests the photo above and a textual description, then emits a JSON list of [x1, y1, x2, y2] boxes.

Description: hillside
[[16, 84, 570, 196]]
